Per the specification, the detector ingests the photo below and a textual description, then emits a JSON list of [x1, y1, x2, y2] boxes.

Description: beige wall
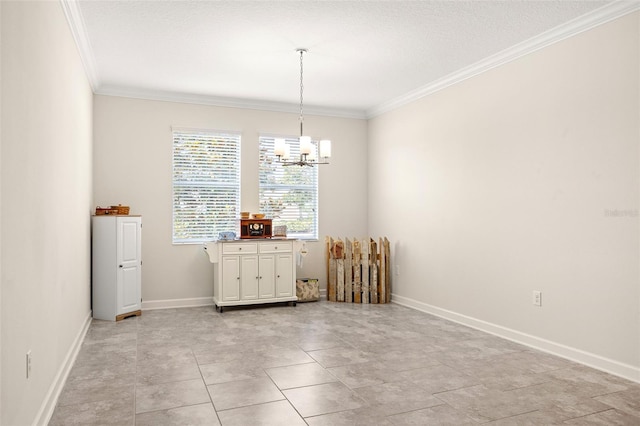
[[1, 1, 94, 425], [368, 12, 640, 380], [2, 5, 637, 424], [93, 96, 368, 305]]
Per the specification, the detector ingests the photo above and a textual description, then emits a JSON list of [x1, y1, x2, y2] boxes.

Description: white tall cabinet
[[212, 240, 296, 312], [92, 215, 142, 321]]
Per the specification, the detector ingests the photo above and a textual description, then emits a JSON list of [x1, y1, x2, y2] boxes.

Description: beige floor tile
[[49, 397, 134, 426], [563, 408, 640, 425], [207, 377, 285, 411], [50, 302, 640, 425], [434, 384, 547, 423], [199, 358, 267, 385], [327, 361, 390, 389], [307, 346, 375, 368], [135, 403, 220, 426], [594, 387, 640, 418], [284, 382, 366, 417], [355, 380, 443, 416], [135, 378, 210, 414], [257, 347, 316, 368], [387, 404, 477, 425], [266, 362, 338, 389], [217, 400, 306, 426], [305, 407, 394, 425], [57, 374, 134, 407], [136, 357, 202, 385]]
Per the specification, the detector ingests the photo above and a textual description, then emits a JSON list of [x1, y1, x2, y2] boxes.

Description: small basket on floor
[[296, 278, 319, 302]]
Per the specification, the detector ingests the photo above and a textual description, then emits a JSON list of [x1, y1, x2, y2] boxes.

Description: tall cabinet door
[[241, 255, 259, 300], [221, 256, 240, 301], [258, 254, 275, 299], [116, 216, 142, 315], [275, 253, 294, 298]]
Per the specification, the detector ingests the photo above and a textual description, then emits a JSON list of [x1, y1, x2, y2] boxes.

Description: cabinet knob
[[237, 277, 240, 280], [119, 265, 123, 268], [239, 248, 242, 251], [275, 246, 278, 250], [277, 274, 280, 278]]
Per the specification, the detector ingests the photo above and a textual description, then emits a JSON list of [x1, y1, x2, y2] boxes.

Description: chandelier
[[274, 48, 331, 167]]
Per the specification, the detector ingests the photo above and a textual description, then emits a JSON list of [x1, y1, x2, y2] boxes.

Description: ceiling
[[67, 0, 628, 118]]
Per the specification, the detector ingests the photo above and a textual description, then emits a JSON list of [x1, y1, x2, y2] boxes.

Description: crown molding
[[59, 0, 99, 91], [366, 0, 640, 119], [62, 0, 637, 121], [95, 86, 368, 119]]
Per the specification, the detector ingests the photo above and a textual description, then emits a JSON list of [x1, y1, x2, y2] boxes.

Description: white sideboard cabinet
[[212, 240, 297, 312], [92, 215, 142, 321]]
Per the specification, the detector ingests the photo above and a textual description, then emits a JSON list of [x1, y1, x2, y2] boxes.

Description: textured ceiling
[[71, 0, 621, 117]]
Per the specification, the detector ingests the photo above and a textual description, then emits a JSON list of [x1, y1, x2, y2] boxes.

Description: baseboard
[[391, 294, 640, 384], [142, 297, 214, 310], [36, 310, 92, 426]]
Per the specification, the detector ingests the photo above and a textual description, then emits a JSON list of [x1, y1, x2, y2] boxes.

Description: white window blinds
[[259, 136, 319, 240], [172, 130, 241, 243]]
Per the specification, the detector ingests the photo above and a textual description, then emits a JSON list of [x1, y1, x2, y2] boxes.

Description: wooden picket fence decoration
[[325, 236, 390, 303]]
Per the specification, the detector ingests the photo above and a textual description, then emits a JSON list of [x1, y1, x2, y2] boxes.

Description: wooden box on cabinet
[[92, 215, 142, 321], [212, 240, 296, 312]]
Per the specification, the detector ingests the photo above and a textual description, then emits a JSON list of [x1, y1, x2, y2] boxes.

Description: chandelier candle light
[[275, 48, 331, 167]]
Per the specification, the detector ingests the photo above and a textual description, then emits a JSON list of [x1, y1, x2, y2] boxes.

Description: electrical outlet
[[395, 265, 400, 276], [533, 291, 542, 307], [26, 350, 32, 379]]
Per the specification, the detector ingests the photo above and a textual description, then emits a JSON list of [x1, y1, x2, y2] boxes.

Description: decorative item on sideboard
[[273, 225, 287, 237], [95, 204, 130, 215], [218, 231, 236, 241], [240, 218, 272, 239]]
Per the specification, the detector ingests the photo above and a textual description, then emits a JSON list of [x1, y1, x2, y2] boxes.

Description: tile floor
[[49, 301, 640, 425]]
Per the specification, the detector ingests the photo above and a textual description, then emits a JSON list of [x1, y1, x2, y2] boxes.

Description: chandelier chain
[[299, 49, 304, 136]]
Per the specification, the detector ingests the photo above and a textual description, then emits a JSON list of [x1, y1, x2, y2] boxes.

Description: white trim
[[36, 310, 92, 426], [142, 297, 215, 310], [95, 86, 367, 120], [366, 1, 640, 118], [391, 294, 640, 384], [59, 0, 99, 91]]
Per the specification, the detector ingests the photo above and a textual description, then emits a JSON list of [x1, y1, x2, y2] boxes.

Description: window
[[172, 130, 241, 243], [259, 135, 319, 240]]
